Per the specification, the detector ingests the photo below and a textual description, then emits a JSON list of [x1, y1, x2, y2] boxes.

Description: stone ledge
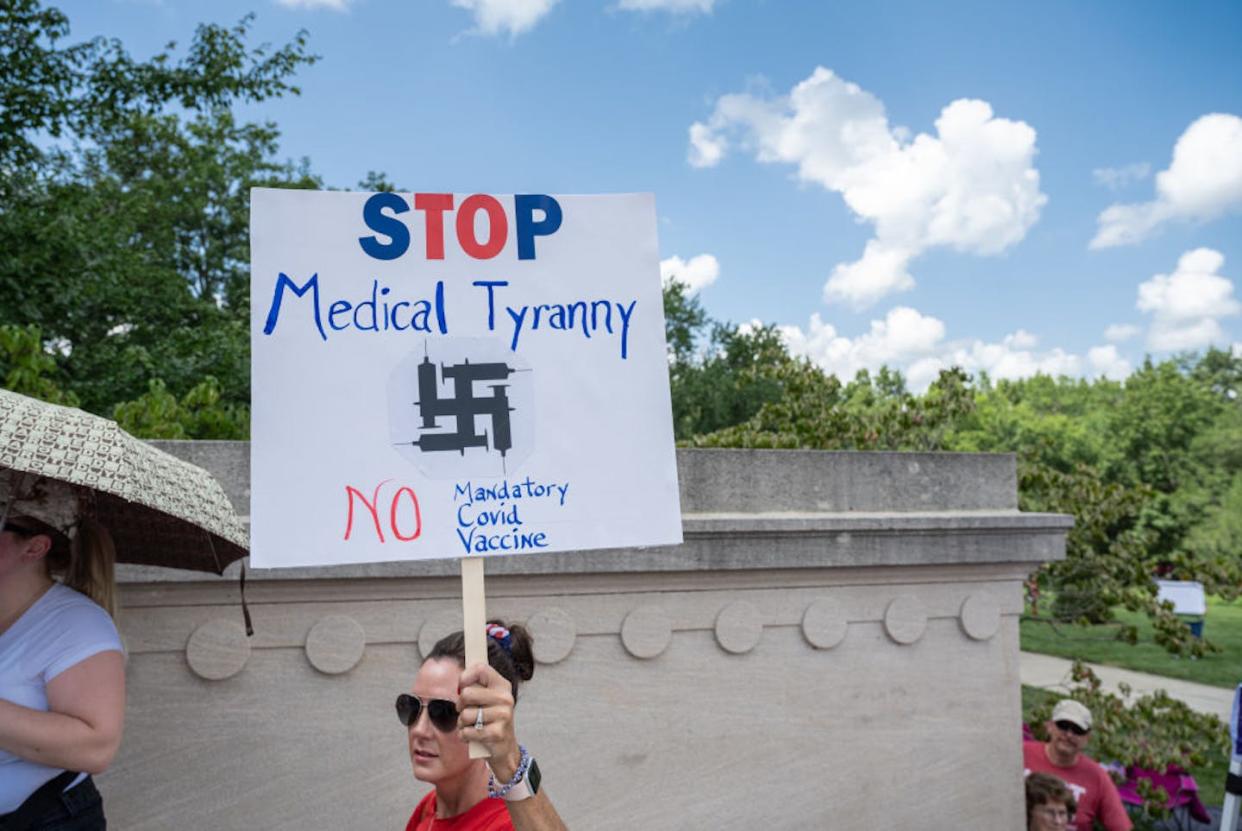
[[673, 448, 1018, 512], [683, 510, 1071, 533], [118, 510, 1067, 583], [146, 442, 1022, 515]]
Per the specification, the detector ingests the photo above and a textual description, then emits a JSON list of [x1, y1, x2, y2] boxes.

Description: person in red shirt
[[1023, 699, 1133, 831], [400, 621, 566, 831]]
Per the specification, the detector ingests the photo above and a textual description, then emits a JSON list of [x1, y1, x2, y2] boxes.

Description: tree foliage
[[112, 377, 248, 440], [951, 353, 1242, 656], [665, 280, 1242, 654], [0, 323, 76, 405], [0, 0, 317, 421]]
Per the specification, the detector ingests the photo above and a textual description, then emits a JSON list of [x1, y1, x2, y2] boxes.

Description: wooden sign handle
[[461, 556, 490, 760]]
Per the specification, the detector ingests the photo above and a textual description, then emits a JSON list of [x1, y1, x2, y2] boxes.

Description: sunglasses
[[1054, 719, 1089, 737], [395, 694, 459, 732], [0, 521, 37, 536]]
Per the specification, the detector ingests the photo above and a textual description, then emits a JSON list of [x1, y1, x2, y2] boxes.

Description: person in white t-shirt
[[0, 475, 125, 830]]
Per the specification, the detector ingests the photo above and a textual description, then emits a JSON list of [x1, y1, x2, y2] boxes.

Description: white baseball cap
[[1051, 699, 1093, 732]]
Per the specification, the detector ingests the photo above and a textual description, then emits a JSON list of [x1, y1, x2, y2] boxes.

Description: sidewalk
[[1019, 651, 1236, 721]]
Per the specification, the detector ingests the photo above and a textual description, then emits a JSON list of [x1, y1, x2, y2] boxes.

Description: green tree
[[0, 1, 88, 168], [1100, 359, 1239, 610], [357, 170, 401, 192], [674, 340, 1240, 655], [949, 375, 1118, 472], [0, 323, 76, 405], [112, 377, 248, 440], [662, 278, 707, 367], [663, 278, 788, 439], [946, 356, 1242, 654], [696, 365, 976, 452], [0, 2, 318, 424]]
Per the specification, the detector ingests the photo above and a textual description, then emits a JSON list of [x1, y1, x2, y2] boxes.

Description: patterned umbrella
[[0, 388, 247, 574]]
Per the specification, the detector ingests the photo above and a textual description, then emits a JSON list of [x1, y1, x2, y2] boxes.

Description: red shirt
[[405, 790, 513, 831], [1023, 740, 1133, 831]]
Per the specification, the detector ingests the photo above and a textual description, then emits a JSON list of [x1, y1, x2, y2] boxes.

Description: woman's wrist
[[489, 744, 523, 784]]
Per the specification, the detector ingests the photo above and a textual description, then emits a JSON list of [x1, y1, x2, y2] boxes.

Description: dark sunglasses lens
[[395, 695, 457, 732], [396, 694, 420, 726], [1055, 720, 1087, 736], [428, 699, 459, 732]]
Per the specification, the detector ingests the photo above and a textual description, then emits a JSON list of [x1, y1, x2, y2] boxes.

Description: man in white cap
[[1023, 699, 1133, 831]]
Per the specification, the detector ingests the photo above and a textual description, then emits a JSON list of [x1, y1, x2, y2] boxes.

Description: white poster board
[[1154, 579, 1207, 616], [249, 188, 682, 568]]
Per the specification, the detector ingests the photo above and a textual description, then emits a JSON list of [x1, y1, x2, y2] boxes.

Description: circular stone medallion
[[959, 594, 1001, 641], [620, 606, 672, 659], [801, 598, 849, 650], [418, 613, 460, 658], [527, 608, 576, 664], [714, 601, 763, 654], [305, 615, 367, 675], [186, 619, 251, 681], [883, 595, 927, 645]]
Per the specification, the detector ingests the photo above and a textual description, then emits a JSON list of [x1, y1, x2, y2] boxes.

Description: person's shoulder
[[1078, 753, 1118, 782], [405, 790, 436, 831], [30, 584, 124, 679], [41, 584, 116, 634]]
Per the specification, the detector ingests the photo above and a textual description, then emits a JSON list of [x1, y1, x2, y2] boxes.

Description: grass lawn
[[1020, 686, 1232, 810], [1020, 595, 1242, 689]]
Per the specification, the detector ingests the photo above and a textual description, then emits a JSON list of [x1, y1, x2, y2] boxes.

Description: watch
[[502, 758, 541, 801]]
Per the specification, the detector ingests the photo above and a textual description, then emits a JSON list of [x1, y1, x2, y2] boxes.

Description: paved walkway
[[1019, 651, 1237, 721]]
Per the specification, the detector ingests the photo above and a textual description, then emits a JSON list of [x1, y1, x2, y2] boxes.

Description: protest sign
[[249, 189, 683, 569]]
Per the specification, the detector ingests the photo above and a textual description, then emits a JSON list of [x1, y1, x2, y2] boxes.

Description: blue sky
[[62, 0, 1242, 388]]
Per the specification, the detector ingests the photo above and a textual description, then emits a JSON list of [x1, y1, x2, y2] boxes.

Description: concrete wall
[[103, 444, 1070, 829]]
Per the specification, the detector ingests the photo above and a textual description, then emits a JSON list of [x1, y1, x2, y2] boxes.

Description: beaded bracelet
[[487, 745, 530, 799]]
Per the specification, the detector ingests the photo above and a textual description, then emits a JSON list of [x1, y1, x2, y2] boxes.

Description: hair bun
[[491, 619, 535, 682]]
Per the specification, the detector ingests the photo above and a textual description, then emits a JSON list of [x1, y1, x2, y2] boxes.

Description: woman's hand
[[456, 662, 570, 831], [456, 663, 522, 781]]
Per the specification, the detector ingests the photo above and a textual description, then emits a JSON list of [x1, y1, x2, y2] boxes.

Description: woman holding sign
[[398, 621, 567, 831]]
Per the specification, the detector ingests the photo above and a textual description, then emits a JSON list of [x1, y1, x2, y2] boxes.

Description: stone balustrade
[[102, 443, 1070, 829]]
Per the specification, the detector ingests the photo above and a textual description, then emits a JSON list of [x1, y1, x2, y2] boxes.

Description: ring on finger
[[474, 706, 485, 730]]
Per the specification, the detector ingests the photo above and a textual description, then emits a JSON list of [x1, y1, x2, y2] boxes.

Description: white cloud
[[660, 254, 719, 294], [1137, 248, 1241, 350], [1092, 163, 1151, 190], [275, 0, 351, 8], [688, 67, 1046, 309], [688, 122, 726, 168], [1091, 113, 1242, 248], [1087, 345, 1131, 380], [451, 0, 559, 37], [618, 0, 716, 12], [1104, 323, 1140, 343], [778, 307, 1108, 392], [777, 307, 946, 383], [943, 334, 1081, 385], [1007, 329, 1038, 350], [823, 241, 915, 309]]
